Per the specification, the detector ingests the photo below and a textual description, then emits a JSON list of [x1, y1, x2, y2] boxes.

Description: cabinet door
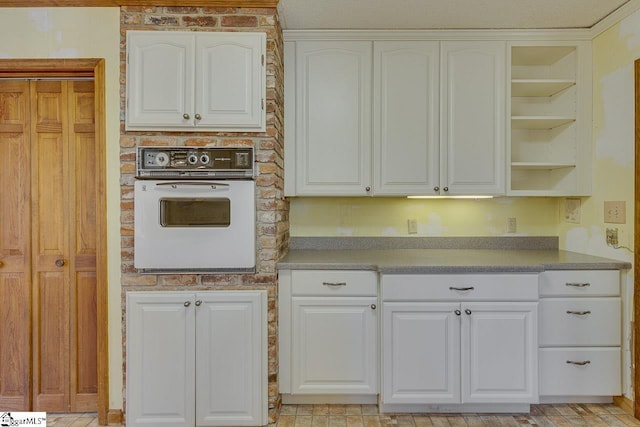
[[381, 302, 460, 404], [126, 31, 195, 128], [373, 41, 440, 195], [295, 41, 372, 195], [196, 291, 267, 426], [291, 297, 378, 394], [196, 33, 265, 131], [461, 302, 537, 403], [441, 41, 506, 195], [126, 292, 196, 427]]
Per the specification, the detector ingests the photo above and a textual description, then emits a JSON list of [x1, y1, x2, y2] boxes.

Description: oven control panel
[[136, 147, 254, 178]]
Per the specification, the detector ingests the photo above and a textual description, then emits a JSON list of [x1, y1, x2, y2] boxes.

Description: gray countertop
[[278, 238, 631, 273]]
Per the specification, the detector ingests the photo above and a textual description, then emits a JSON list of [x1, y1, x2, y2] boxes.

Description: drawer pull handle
[[449, 286, 475, 292], [566, 310, 592, 316], [566, 282, 590, 288], [323, 282, 347, 287], [566, 360, 591, 366]]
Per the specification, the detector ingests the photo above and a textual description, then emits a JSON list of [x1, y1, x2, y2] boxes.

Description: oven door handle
[[155, 181, 230, 188]]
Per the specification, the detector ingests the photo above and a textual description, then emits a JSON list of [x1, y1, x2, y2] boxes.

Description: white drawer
[[539, 348, 621, 396], [381, 274, 538, 301], [291, 270, 377, 296], [539, 298, 621, 346], [539, 270, 619, 297]]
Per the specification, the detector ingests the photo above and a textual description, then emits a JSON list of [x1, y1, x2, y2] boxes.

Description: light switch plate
[[604, 201, 626, 224]]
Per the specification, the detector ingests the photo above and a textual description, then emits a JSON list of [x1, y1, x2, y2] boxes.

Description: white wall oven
[[134, 147, 255, 273]]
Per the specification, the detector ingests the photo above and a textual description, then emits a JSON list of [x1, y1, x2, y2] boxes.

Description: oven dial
[[187, 154, 199, 165], [155, 152, 169, 167], [200, 154, 210, 165]]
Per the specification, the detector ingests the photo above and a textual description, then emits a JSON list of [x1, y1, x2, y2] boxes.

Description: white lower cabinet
[[126, 291, 268, 427], [279, 270, 378, 401], [538, 270, 622, 398], [381, 274, 539, 408]]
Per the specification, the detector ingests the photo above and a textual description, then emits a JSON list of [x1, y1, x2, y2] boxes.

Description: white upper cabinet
[[440, 41, 506, 196], [373, 41, 440, 196], [508, 42, 592, 196], [126, 30, 266, 132], [293, 41, 372, 195]]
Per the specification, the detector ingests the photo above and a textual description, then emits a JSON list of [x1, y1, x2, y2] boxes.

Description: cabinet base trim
[[282, 394, 377, 405], [539, 396, 614, 404], [379, 403, 530, 414]]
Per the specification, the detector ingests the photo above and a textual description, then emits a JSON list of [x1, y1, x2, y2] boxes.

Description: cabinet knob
[[443, 186, 449, 192], [370, 304, 377, 310], [454, 309, 461, 316], [195, 300, 202, 306], [464, 309, 472, 315], [195, 113, 202, 121], [365, 186, 371, 192], [183, 113, 190, 120], [55, 259, 65, 267], [434, 186, 439, 192], [184, 301, 191, 307]]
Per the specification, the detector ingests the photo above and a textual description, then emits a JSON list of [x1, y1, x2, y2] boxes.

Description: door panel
[[0, 80, 31, 410]]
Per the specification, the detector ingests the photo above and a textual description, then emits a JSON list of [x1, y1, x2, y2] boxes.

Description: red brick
[[221, 15, 258, 27]]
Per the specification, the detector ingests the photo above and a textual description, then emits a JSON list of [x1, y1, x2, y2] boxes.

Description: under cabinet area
[[279, 270, 378, 402], [126, 31, 266, 132], [538, 270, 622, 399], [380, 274, 539, 411], [126, 291, 268, 427], [508, 42, 592, 196]]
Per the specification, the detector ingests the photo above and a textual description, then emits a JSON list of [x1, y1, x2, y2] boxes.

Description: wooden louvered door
[[0, 80, 98, 412]]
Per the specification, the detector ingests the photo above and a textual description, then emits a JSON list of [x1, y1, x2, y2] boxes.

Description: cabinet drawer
[[539, 298, 620, 347], [291, 270, 377, 296], [539, 270, 619, 297], [382, 274, 538, 301], [539, 348, 621, 396]]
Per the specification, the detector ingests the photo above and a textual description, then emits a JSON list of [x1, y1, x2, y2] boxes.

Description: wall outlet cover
[[604, 201, 626, 224], [564, 198, 581, 223]]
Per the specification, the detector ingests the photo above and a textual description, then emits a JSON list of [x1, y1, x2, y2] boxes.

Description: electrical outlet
[[408, 219, 418, 234], [606, 228, 619, 247], [604, 201, 626, 224], [507, 217, 517, 233]]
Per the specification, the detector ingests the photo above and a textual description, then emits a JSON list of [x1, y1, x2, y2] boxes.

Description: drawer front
[[291, 270, 377, 296], [382, 274, 538, 301], [539, 348, 621, 396], [539, 298, 621, 346], [539, 270, 619, 297]]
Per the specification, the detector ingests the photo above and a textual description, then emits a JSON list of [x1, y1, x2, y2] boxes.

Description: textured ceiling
[[277, 0, 631, 30]]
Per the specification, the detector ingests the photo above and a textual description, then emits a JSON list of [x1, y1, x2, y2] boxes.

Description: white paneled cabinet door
[[373, 41, 440, 195], [461, 302, 538, 403], [441, 41, 506, 195], [196, 291, 267, 426], [127, 32, 195, 128], [126, 293, 196, 427], [295, 41, 372, 195], [196, 33, 265, 130], [291, 297, 378, 394], [382, 302, 460, 404]]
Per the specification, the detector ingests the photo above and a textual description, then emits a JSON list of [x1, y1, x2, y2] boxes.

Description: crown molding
[[590, 0, 640, 38], [0, 0, 278, 7]]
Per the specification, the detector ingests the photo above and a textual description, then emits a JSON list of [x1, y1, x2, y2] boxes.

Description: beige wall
[[0, 7, 123, 409], [559, 8, 640, 397]]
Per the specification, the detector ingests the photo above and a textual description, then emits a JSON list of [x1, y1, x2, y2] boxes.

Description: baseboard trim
[[107, 409, 123, 425], [613, 396, 634, 416]]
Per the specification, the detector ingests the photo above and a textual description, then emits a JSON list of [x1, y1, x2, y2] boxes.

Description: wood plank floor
[[46, 403, 640, 426]]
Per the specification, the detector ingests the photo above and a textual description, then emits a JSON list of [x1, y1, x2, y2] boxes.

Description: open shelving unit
[[508, 43, 592, 196]]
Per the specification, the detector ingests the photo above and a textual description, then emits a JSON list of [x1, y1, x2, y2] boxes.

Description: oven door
[[134, 180, 255, 272]]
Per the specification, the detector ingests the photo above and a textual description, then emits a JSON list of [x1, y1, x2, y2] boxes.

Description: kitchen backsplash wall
[[290, 197, 560, 237], [119, 6, 287, 422]]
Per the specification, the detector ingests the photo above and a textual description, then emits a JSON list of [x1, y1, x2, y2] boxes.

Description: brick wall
[[119, 6, 287, 424]]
